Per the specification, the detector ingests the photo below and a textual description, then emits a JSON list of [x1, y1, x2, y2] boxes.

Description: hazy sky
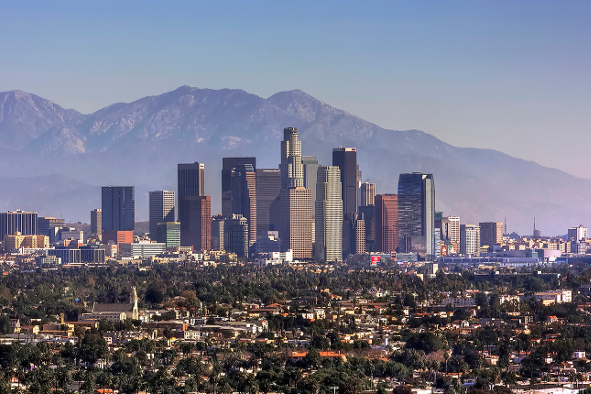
[[2, 1, 590, 178]]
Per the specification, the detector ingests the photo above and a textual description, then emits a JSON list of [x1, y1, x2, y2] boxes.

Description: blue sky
[[2, 1, 590, 178]]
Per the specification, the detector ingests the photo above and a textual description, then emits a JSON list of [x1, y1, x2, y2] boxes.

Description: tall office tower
[[355, 219, 366, 254], [156, 222, 181, 248], [149, 191, 175, 239], [0, 210, 38, 240], [358, 205, 376, 252], [224, 214, 249, 258], [230, 164, 257, 245], [280, 127, 304, 189], [479, 221, 503, 247], [360, 182, 376, 207], [315, 166, 343, 262], [356, 166, 363, 210], [101, 186, 135, 231], [222, 157, 256, 218], [333, 147, 358, 259], [375, 194, 398, 253], [90, 209, 102, 239], [568, 225, 588, 241], [178, 162, 205, 198], [332, 147, 358, 216], [302, 156, 319, 210], [211, 215, 225, 250], [280, 187, 312, 259], [397, 173, 435, 258], [178, 162, 206, 246], [460, 224, 481, 256], [179, 196, 211, 251], [256, 169, 281, 236]]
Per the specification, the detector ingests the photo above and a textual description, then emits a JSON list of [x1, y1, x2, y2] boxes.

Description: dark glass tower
[[178, 162, 205, 199], [397, 173, 435, 258], [332, 147, 358, 259], [101, 186, 135, 231], [256, 168, 281, 236], [222, 157, 256, 218], [332, 147, 358, 216], [230, 164, 257, 245]]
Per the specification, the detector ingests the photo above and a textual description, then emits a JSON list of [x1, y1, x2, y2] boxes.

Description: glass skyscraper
[[397, 173, 435, 259], [101, 186, 135, 231]]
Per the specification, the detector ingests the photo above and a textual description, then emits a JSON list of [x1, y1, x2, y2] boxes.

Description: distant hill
[[0, 86, 588, 235]]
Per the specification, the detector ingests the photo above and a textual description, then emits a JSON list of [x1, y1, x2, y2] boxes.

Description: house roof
[[92, 302, 134, 313]]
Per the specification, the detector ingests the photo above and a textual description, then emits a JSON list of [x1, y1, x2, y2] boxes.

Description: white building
[[315, 166, 343, 262]]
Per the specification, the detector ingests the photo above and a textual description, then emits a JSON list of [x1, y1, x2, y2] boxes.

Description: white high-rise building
[[315, 166, 343, 262], [568, 225, 588, 241], [149, 191, 175, 239], [360, 182, 376, 207], [460, 224, 480, 256], [442, 216, 460, 244]]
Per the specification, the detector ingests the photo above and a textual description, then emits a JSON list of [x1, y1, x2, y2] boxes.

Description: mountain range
[[0, 86, 588, 235]]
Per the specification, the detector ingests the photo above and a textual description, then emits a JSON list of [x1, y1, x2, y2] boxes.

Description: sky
[[1, 1, 590, 179]]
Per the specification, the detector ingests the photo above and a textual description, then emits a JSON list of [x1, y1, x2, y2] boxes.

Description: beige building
[[281, 187, 312, 259], [4, 233, 49, 251]]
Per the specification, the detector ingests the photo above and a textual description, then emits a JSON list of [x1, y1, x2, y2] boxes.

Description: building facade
[[101, 186, 135, 232], [149, 190, 175, 240], [315, 166, 343, 262], [280, 127, 304, 189], [256, 168, 281, 236], [280, 187, 312, 259], [222, 157, 256, 218], [230, 164, 257, 246], [397, 173, 435, 258], [375, 194, 398, 253], [179, 196, 211, 251], [479, 222, 503, 247], [0, 210, 38, 240], [460, 224, 481, 256]]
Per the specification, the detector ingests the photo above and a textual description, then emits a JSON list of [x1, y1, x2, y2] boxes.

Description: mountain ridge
[[0, 86, 588, 235]]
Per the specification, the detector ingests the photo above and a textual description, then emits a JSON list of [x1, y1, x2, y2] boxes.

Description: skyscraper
[[333, 147, 358, 259], [178, 162, 205, 199], [479, 221, 503, 248], [177, 162, 210, 251], [149, 190, 175, 239], [156, 222, 181, 248], [256, 169, 281, 236], [211, 215, 225, 251], [360, 182, 376, 207], [231, 164, 257, 245], [224, 214, 249, 258], [101, 186, 135, 231], [332, 147, 358, 216], [280, 127, 304, 189], [397, 173, 435, 258], [280, 187, 312, 259], [90, 209, 102, 239], [222, 157, 256, 218], [179, 195, 211, 251], [441, 216, 460, 244], [315, 166, 343, 262], [460, 224, 480, 256], [375, 194, 398, 253], [0, 210, 38, 240]]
